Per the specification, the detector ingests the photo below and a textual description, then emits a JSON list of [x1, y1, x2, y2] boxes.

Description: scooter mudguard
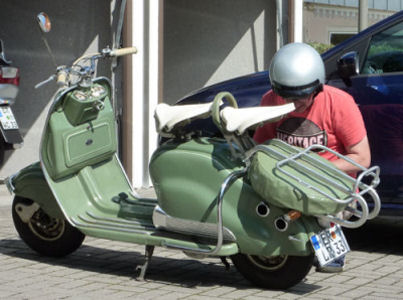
[[150, 138, 320, 257], [7, 162, 63, 219]]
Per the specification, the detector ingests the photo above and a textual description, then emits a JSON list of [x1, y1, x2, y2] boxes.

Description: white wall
[[163, 0, 277, 105]]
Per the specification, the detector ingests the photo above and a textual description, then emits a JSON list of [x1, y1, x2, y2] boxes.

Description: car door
[[331, 21, 403, 203]]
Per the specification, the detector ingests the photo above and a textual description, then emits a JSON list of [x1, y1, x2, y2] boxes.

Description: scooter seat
[[220, 103, 295, 134], [155, 102, 216, 134]]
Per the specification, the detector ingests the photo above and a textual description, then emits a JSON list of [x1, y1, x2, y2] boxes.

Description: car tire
[[0, 137, 5, 166]]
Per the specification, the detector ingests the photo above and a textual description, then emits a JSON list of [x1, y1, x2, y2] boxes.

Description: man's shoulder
[[261, 89, 279, 105], [322, 85, 353, 100]]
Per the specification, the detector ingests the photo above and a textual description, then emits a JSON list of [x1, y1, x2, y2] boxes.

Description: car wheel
[[12, 196, 85, 257], [0, 137, 5, 166], [231, 253, 314, 289]]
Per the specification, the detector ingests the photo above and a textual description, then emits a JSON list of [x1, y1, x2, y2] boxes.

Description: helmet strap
[[312, 83, 324, 99]]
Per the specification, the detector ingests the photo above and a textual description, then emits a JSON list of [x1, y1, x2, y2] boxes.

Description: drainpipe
[[276, 0, 284, 50], [288, 0, 303, 43], [359, 0, 368, 32], [123, 0, 161, 188]]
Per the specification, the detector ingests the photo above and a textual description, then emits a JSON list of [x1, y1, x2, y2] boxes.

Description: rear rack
[[245, 141, 381, 228]]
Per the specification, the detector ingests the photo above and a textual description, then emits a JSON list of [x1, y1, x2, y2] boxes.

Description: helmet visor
[[271, 80, 321, 100]]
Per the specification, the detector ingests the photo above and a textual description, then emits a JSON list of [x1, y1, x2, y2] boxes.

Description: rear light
[[0, 66, 19, 86]]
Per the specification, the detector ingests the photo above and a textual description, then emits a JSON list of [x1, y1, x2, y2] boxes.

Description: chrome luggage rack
[[245, 141, 381, 228]]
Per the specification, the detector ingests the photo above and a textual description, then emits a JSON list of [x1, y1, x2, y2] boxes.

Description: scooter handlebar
[[110, 47, 138, 57]]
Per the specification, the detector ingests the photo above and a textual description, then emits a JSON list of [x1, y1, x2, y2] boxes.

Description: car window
[[362, 21, 403, 74]]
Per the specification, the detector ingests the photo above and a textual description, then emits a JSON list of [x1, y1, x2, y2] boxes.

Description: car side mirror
[[337, 51, 359, 87]]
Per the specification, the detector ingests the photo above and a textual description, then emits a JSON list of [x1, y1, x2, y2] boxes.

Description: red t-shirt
[[253, 85, 367, 162]]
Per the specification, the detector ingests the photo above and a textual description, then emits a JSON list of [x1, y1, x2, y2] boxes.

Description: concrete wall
[[163, 0, 277, 104], [304, 3, 396, 44], [0, 0, 114, 179]]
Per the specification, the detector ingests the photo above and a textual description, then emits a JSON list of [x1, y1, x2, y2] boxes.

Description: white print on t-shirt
[[275, 117, 328, 149]]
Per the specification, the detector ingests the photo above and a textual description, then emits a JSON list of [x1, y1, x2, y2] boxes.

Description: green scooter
[[6, 13, 381, 290]]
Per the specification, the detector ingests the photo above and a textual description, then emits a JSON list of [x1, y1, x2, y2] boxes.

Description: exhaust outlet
[[274, 216, 289, 232], [274, 210, 301, 232], [256, 202, 270, 217]]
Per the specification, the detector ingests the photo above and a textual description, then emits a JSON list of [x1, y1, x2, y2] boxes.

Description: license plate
[[0, 106, 19, 130], [310, 224, 350, 266]]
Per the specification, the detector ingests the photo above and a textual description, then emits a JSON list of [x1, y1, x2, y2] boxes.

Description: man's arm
[[331, 136, 371, 173]]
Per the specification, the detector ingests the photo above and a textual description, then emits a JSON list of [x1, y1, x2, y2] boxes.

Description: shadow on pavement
[[344, 218, 403, 255], [0, 238, 323, 293], [1, 216, 401, 293]]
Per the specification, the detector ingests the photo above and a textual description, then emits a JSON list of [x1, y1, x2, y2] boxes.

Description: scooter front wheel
[[231, 253, 314, 289], [12, 196, 85, 257]]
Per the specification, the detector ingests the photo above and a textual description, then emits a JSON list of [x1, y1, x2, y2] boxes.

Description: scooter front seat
[[155, 102, 218, 135]]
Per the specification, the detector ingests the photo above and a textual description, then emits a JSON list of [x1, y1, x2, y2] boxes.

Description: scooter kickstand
[[136, 245, 154, 281], [220, 256, 231, 271]]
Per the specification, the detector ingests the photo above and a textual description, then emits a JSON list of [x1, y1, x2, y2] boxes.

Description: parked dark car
[[177, 11, 403, 216]]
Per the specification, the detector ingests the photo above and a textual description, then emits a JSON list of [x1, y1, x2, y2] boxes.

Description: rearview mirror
[[337, 51, 359, 87], [37, 12, 51, 33]]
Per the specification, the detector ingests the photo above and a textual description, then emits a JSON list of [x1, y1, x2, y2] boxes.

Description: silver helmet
[[269, 42, 325, 99]]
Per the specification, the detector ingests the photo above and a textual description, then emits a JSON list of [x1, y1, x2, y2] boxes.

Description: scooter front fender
[[7, 162, 63, 219]]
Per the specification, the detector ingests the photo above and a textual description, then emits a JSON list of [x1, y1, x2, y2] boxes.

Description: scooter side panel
[[150, 138, 317, 257]]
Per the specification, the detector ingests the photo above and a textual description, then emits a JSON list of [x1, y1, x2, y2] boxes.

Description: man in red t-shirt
[[253, 43, 370, 273], [253, 85, 370, 176]]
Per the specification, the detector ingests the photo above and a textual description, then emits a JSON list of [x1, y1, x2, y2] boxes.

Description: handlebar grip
[[57, 72, 67, 86], [110, 47, 138, 57]]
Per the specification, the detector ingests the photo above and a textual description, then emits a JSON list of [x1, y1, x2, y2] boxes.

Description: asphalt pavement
[[0, 184, 403, 299]]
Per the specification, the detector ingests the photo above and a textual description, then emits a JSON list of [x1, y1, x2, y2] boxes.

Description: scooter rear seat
[[220, 103, 295, 134], [155, 102, 216, 134]]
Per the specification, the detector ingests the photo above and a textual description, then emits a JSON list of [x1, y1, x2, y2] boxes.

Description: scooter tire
[[231, 253, 314, 290], [12, 196, 85, 257]]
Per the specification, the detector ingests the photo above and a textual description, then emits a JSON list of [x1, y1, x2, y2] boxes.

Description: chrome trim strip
[[152, 206, 236, 241], [5, 173, 17, 193]]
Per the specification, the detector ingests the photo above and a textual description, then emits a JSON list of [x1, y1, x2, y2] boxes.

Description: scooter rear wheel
[[12, 196, 85, 257], [231, 253, 314, 289]]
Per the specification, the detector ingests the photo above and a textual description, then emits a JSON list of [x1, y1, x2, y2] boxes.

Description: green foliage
[[367, 43, 402, 57], [307, 42, 334, 54]]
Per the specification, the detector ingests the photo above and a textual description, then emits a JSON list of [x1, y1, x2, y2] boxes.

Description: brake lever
[[35, 75, 56, 89]]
